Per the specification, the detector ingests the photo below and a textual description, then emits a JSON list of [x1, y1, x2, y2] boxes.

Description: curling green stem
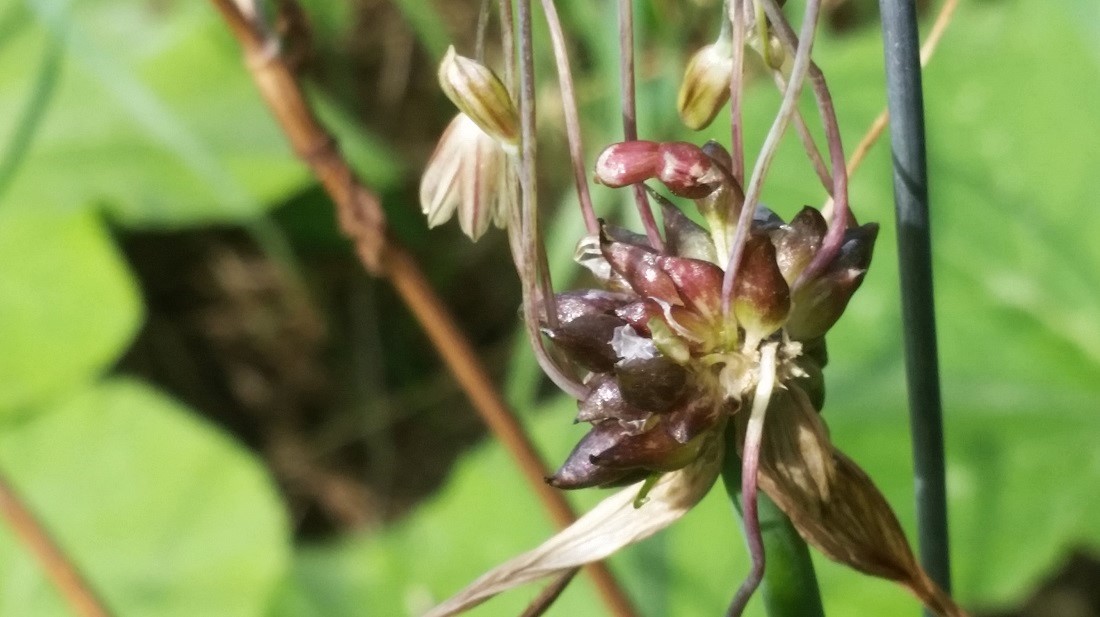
[[721, 427, 826, 617]]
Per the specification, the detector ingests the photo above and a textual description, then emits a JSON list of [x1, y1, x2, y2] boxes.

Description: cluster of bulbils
[[420, 35, 964, 617], [544, 138, 877, 491]]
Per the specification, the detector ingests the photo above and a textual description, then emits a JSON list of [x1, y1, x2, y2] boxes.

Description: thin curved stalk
[[727, 0, 746, 185], [833, 0, 959, 185], [721, 0, 821, 312], [759, 0, 849, 289], [538, 0, 598, 234], [726, 342, 779, 616], [721, 431, 825, 617], [720, 452, 826, 617], [617, 0, 663, 249], [769, 70, 832, 193]]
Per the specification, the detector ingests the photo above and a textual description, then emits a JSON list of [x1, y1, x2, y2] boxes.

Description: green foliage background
[[1, 0, 1099, 615]]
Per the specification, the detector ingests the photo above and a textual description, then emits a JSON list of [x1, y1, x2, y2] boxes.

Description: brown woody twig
[[0, 470, 112, 617], [207, 1, 637, 615]]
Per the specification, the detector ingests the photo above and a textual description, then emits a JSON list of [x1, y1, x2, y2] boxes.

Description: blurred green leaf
[[0, 206, 140, 414], [388, 0, 450, 62], [0, 378, 290, 617], [0, 0, 309, 225], [0, 25, 61, 203]]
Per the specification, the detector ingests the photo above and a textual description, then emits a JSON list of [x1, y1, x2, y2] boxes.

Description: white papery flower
[[419, 114, 509, 241]]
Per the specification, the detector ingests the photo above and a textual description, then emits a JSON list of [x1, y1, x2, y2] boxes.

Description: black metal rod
[[877, 1, 951, 613]]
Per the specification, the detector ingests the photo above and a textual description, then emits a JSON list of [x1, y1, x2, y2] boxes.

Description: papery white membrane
[[423, 435, 724, 617], [610, 325, 657, 361], [572, 234, 613, 282]]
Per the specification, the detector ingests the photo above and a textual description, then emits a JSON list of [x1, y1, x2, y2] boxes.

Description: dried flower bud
[[733, 233, 791, 345], [785, 223, 878, 340], [419, 114, 508, 241], [438, 46, 519, 149], [678, 40, 733, 130]]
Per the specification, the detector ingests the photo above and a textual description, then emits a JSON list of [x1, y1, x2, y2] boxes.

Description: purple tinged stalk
[[618, 0, 664, 250], [721, 0, 822, 314], [538, 0, 599, 234], [727, 0, 746, 186], [760, 0, 851, 289], [513, 0, 587, 400], [770, 70, 833, 193], [728, 342, 779, 617]]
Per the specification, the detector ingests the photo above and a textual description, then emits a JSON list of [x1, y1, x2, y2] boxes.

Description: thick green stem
[[721, 428, 826, 617]]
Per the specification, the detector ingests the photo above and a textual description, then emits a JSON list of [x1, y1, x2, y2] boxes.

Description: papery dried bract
[[426, 437, 725, 617], [751, 387, 966, 617]]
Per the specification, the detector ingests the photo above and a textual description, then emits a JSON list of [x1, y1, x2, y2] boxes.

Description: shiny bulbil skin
[[544, 140, 878, 492]]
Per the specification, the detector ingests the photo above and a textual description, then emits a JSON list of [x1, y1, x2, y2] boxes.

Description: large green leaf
[[0, 0, 308, 225], [0, 206, 140, 414], [0, 379, 290, 617]]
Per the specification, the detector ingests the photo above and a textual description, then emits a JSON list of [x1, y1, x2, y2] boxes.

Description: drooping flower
[[419, 113, 509, 241]]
